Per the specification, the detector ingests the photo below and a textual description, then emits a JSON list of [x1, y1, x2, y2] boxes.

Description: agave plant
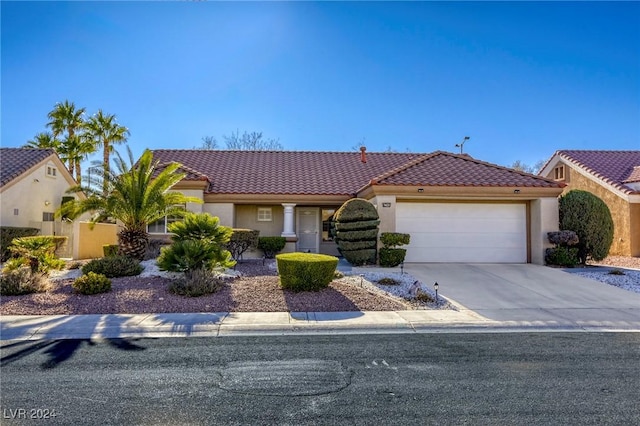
[[58, 147, 201, 260]]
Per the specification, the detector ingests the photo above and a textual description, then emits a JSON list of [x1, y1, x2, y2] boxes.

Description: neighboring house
[[0, 148, 78, 233], [151, 148, 564, 264], [540, 150, 640, 257]]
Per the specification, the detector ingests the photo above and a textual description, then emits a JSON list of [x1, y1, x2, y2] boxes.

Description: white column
[[281, 203, 297, 237]]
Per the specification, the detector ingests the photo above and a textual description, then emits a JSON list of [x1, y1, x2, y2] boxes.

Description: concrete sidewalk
[[2, 307, 639, 341]]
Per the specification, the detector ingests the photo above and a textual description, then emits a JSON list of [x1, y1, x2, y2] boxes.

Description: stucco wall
[[235, 205, 284, 236], [530, 197, 560, 264], [74, 222, 119, 259], [203, 203, 235, 228], [553, 166, 633, 256], [630, 203, 640, 257], [0, 159, 75, 230]]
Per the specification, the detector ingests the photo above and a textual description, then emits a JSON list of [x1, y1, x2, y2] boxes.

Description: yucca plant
[[58, 147, 201, 260]]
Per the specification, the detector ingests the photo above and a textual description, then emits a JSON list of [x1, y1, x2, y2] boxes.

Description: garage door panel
[[405, 247, 525, 263], [396, 202, 527, 263], [399, 217, 525, 233], [408, 232, 524, 248]]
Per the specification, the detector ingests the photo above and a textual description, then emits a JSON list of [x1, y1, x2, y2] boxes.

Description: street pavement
[[2, 333, 640, 425], [2, 264, 639, 341]]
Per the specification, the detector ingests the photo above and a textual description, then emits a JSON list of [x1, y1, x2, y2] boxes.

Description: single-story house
[[0, 148, 80, 257], [539, 150, 640, 257], [151, 148, 565, 264]]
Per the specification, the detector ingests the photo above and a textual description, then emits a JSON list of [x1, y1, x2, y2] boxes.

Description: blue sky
[[2, 1, 639, 169]]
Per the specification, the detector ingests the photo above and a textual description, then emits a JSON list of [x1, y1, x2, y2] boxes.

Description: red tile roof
[[0, 148, 57, 188], [555, 150, 640, 194], [369, 151, 558, 188], [151, 149, 562, 196]]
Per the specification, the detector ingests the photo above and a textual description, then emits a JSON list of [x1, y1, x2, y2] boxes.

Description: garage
[[396, 202, 528, 263]]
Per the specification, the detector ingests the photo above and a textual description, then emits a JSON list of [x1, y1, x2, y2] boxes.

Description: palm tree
[[85, 110, 130, 194], [57, 134, 95, 185], [58, 147, 201, 260], [24, 132, 59, 149], [46, 100, 90, 174]]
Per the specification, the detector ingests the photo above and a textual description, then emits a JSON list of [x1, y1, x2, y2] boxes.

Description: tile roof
[[152, 149, 562, 196], [0, 148, 57, 188], [369, 151, 561, 188], [555, 150, 640, 194]]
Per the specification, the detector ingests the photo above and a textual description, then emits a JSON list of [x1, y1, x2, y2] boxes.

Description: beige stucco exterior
[[73, 222, 119, 259], [543, 160, 640, 257], [161, 182, 562, 264], [363, 186, 561, 264], [0, 155, 79, 232]]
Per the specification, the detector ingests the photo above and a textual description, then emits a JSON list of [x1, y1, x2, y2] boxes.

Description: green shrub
[[377, 277, 400, 286], [335, 229, 379, 242], [169, 212, 233, 243], [545, 247, 579, 267], [379, 248, 407, 267], [103, 244, 119, 257], [547, 231, 579, 247], [8, 236, 67, 273], [340, 249, 377, 266], [334, 220, 381, 231], [257, 236, 287, 259], [168, 268, 224, 297], [335, 240, 377, 251], [559, 190, 614, 264], [333, 198, 379, 266], [277, 252, 338, 292], [158, 212, 235, 276], [73, 272, 112, 295], [0, 267, 50, 296], [81, 255, 143, 278], [333, 199, 380, 222], [380, 233, 410, 248], [0, 226, 39, 262], [157, 239, 235, 273], [225, 229, 260, 261]]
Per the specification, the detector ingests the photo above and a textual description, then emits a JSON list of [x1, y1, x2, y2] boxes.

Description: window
[[322, 208, 336, 242], [257, 207, 272, 222], [13, 209, 19, 216], [46, 166, 57, 177], [42, 212, 54, 222], [147, 205, 185, 233], [554, 165, 565, 181]]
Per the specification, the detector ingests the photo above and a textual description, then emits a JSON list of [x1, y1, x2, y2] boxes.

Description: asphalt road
[[1, 333, 639, 425]]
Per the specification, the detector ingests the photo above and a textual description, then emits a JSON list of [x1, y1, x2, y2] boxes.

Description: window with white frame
[[147, 205, 185, 233], [257, 207, 272, 222], [46, 166, 57, 177]]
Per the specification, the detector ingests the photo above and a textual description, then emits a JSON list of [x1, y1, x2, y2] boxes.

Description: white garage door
[[396, 202, 527, 263]]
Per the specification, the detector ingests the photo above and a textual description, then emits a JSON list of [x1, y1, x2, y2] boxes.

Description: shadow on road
[[1, 315, 146, 369]]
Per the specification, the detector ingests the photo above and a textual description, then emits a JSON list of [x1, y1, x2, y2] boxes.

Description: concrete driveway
[[404, 263, 640, 329]]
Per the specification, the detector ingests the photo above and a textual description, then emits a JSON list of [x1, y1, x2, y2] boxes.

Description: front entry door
[[297, 208, 319, 253]]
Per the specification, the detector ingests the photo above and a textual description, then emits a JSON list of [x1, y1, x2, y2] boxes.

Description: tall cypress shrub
[[559, 190, 614, 264], [333, 198, 379, 266]]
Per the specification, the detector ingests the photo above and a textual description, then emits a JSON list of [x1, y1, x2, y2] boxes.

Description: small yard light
[[400, 262, 404, 275], [360, 274, 365, 287], [434, 282, 439, 302]]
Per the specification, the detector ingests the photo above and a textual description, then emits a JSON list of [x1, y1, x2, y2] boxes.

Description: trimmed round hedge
[[276, 252, 338, 292]]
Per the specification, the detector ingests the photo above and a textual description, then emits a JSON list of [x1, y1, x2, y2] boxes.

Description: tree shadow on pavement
[[1, 314, 146, 369]]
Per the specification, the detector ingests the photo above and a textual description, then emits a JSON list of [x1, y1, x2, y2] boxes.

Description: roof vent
[[360, 146, 367, 163]]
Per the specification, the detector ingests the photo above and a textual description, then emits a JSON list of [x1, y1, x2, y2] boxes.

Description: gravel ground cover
[[0, 259, 445, 315], [570, 256, 640, 294], [2, 256, 637, 315]]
